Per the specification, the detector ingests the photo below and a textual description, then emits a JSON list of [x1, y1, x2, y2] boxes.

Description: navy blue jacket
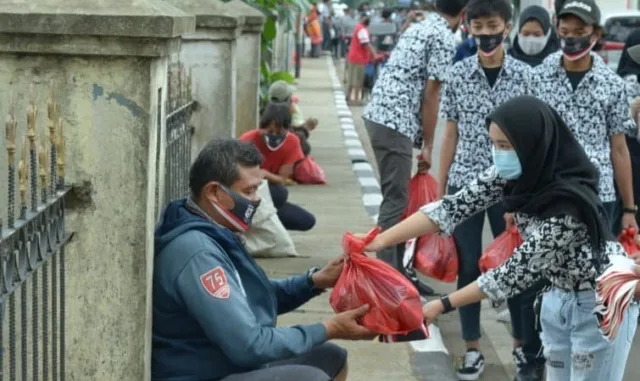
[[152, 200, 327, 381], [453, 37, 477, 64]]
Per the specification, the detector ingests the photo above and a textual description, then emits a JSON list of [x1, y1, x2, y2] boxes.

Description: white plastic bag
[[243, 180, 298, 258]]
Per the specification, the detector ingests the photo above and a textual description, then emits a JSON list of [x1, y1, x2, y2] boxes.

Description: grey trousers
[[365, 119, 413, 271]]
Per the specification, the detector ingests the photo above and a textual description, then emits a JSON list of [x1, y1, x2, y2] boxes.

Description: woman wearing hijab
[[508, 5, 559, 67], [616, 31, 640, 228], [357, 96, 639, 381]]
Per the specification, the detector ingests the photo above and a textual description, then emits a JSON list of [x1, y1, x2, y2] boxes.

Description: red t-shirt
[[239, 129, 305, 174], [347, 23, 371, 65]]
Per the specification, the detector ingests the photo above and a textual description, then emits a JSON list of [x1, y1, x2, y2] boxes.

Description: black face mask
[[475, 31, 505, 55], [560, 35, 593, 56], [264, 133, 287, 150], [216, 184, 261, 231]]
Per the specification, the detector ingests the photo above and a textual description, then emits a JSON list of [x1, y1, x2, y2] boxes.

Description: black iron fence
[[164, 63, 196, 206], [0, 86, 70, 380]]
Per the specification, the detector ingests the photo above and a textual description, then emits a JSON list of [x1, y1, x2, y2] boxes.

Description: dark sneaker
[[457, 349, 485, 380], [514, 364, 544, 381]]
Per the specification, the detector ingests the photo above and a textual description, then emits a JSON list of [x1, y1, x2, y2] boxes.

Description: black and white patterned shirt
[[529, 52, 636, 203], [362, 12, 455, 146], [440, 54, 531, 188], [421, 167, 626, 304]]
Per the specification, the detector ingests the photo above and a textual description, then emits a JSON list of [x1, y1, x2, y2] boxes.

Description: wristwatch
[[622, 205, 638, 215], [440, 295, 456, 314], [306, 267, 321, 290]]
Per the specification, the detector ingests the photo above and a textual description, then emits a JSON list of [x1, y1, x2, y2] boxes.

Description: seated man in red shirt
[[346, 13, 377, 105], [239, 102, 316, 231]]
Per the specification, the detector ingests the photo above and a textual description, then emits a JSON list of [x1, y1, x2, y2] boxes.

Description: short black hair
[[435, 0, 468, 17], [466, 0, 512, 22], [381, 8, 393, 19], [259, 102, 291, 130], [189, 138, 263, 196]]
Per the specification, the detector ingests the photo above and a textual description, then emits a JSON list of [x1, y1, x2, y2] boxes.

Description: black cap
[[558, 0, 601, 25]]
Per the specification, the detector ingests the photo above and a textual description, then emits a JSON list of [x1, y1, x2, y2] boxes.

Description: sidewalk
[[254, 57, 434, 381]]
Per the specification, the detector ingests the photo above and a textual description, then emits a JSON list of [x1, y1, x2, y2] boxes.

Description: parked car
[[599, 11, 640, 70]]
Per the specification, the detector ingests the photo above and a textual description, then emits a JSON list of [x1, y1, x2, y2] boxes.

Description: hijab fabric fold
[[617, 29, 640, 79], [486, 96, 612, 260]]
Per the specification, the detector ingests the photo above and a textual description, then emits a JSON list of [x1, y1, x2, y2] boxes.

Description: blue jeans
[[449, 185, 506, 341], [540, 288, 638, 381], [508, 280, 547, 366]]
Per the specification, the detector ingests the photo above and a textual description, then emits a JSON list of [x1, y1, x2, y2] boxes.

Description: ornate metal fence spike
[[56, 117, 65, 190], [18, 137, 28, 219], [27, 91, 39, 212], [39, 139, 49, 204], [48, 85, 57, 147], [5, 97, 16, 228]]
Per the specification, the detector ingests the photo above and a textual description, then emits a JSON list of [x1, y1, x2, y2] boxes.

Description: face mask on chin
[[210, 184, 261, 232], [561, 34, 596, 61], [518, 33, 550, 56], [476, 30, 506, 57]]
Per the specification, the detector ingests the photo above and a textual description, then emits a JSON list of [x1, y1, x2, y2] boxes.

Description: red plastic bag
[[293, 156, 327, 184], [618, 228, 640, 256], [413, 234, 458, 282], [330, 228, 425, 335], [478, 226, 523, 273], [402, 172, 439, 219]]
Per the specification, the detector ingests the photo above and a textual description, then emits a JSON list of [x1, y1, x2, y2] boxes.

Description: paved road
[[335, 57, 640, 380]]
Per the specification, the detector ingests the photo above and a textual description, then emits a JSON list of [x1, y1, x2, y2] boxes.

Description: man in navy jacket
[[152, 138, 375, 381]]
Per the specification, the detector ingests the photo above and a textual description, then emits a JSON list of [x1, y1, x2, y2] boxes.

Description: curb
[[325, 56, 457, 381]]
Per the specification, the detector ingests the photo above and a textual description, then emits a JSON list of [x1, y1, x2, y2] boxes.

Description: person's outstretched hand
[[312, 256, 345, 289], [422, 300, 444, 326], [351, 232, 385, 253], [324, 305, 378, 340]]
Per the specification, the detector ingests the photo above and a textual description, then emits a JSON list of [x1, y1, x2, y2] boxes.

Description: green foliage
[[223, 0, 309, 108]]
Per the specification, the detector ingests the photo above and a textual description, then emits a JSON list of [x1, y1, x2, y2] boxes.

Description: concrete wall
[[235, 31, 262, 136]]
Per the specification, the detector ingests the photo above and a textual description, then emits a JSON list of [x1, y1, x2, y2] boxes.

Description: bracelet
[[440, 295, 455, 314]]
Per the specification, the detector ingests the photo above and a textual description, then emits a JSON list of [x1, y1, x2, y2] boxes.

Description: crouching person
[[152, 138, 375, 381]]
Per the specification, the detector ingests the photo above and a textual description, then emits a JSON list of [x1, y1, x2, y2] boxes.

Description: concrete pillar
[[0, 1, 194, 380], [226, 0, 265, 136], [168, 0, 245, 159]]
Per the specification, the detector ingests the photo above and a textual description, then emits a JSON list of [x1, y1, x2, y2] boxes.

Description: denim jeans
[[448, 185, 506, 341], [268, 183, 316, 231], [540, 288, 639, 381]]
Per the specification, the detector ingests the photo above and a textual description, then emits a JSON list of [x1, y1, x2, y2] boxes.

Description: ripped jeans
[[540, 288, 639, 381]]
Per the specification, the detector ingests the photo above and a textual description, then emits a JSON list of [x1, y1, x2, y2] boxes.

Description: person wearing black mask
[[239, 102, 316, 231], [529, 0, 638, 235], [508, 5, 560, 67], [356, 95, 639, 381], [617, 31, 640, 227]]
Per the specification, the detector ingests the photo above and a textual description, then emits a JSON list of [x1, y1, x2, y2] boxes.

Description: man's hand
[[622, 212, 638, 231], [324, 305, 378, 340], [312, 257, 345, 289], [422, 300, 445, 326], [504, 213, 515, 229]]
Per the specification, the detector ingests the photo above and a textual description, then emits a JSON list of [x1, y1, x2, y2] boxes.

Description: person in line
[[321, 0, 333, 51], [437, 0, 532, 379], [360, 0, 467, 287], [529, 0, 637, 235], [153, 138, 376, 381], [375, 8, 398, 53], [346, 13, 377, 105], [239, 103, 316, 231], [268, 80, 317, 156], [358, 95, 639, 381], [306, 3, 324, 58], [508, 5, 559, 67], [618, 32, 640, 227]]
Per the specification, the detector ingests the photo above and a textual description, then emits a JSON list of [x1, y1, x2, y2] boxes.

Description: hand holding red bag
[[402, 171, 438, 219], [479, 225, 523, 273], [618, 228, 640, 257], [329, 228, 425, 335]]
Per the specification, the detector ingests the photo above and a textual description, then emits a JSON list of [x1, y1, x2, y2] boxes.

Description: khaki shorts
[[347, 64, 366, 88]]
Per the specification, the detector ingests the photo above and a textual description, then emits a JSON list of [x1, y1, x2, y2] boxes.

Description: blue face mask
[[492, 146, 522, 180]]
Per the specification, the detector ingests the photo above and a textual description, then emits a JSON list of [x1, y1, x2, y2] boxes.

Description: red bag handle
[[342, 227, 382, 257]]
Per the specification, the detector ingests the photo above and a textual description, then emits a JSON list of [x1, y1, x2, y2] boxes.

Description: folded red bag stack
[[329, 228, 426, 336], [595, 255, 640, 341]]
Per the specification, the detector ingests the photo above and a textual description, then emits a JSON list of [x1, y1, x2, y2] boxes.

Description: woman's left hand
[[422, 300, 445, 326], [621, 213, 638, 231]]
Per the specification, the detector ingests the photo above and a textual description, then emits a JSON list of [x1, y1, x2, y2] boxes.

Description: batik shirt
[[421, 166, 625, 304], [529, 52, 636, 202], [440, 54, 531, 188], [362, 12, 455, 147]]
